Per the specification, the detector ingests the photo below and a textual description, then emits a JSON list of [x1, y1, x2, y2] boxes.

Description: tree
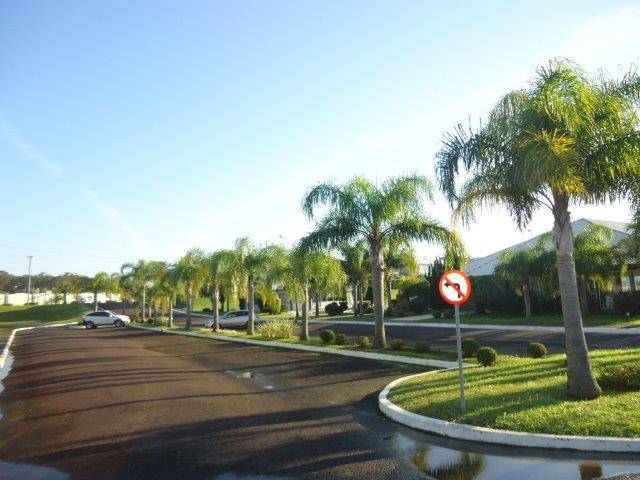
[[573, 225, 623, 316], [435, 58, 640, 399], [302, 174, 463, 348], [120, 260, 152, 322], [230, 238, 277, 335], [339, 241, 370, 317], [384, 242, 419, 310], [207, 250, 234, 332], [53, 276, 75, 304], [494, 241, 550, 320], [175, 248, 208, 330], [306, 251, 347, 317], [89, 272, 113, 312]]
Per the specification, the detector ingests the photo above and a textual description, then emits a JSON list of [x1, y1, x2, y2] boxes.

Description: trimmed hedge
[[476, 347, 498, 366], [320, 329, 336, 344], [527, 342, 547, 358]]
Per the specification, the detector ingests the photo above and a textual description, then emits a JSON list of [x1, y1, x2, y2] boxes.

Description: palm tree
[[207, 249, 234, 331], [89, 271, 113, 311], [302, 174, 463, 348], [231, 238, 276, 335], [339, 241, 370, 317], [574, 225, 623, 316], [435, 59, 640, 399], [175, 248, 208, 330], [494, 241, 550, 321], [384, 242, 419, 310], [120, 260, 151, 322], [306, 251, 347, 317]]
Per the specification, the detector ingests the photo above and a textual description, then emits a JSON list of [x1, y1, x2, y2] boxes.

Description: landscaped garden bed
[[387, 347, 640, 437]]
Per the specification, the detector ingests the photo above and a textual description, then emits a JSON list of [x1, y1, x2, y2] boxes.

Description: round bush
[[432, 311, 442, 319], [334, 333, 347, 345], [357, 335, 371, 348], [202, 307, 212, 313], [527, 342, 547, 358], [461, 338, 481, 356], [324, 302, 344, 316], [597, 363, 640, 391], [389, 339, 405, 350], [415, 342, 430, 354], [476, 347, 498, 367], [320, 329, 336, 344]]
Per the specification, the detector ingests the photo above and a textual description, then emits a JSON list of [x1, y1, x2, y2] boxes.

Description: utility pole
[[27, 255, 33, 304]]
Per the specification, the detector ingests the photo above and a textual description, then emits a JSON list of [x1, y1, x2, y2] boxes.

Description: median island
[[387, 347, 640, 438]]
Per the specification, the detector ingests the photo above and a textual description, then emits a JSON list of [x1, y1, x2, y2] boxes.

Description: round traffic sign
[[438, 270, 472, 305]]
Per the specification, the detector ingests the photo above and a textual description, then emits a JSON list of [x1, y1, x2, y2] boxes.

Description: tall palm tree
[[89, 271, 113, 312], [120, 260, 151, 322], [302, 174, 463, 348], [231, 238, 277, 335], [384, 242, 419, 310], [175, 248, 208, 330], [306, 251, 347, 317], [339, 241, 370, 317], [207, 249, 234, 332], [435, 59, 640, 399]]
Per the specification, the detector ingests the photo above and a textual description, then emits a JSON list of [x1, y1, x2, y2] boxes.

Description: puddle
[[224, 370, 276, 391], [0, 461, 69, 480]]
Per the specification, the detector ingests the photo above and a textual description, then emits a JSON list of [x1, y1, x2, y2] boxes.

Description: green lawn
[[0, 304, 90, 344], [388, 347, 640, 437], [417, 312, 640, 328]]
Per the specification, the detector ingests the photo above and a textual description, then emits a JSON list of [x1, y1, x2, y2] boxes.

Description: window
[[621, 276, 631, 292]]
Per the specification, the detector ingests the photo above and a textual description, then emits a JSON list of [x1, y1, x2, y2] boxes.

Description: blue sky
[[1, 1, 639, 276]]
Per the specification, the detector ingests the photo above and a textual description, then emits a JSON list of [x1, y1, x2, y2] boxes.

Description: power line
[[0, 244, 123, 260]]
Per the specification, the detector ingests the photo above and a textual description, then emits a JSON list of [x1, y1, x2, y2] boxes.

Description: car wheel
[[114, 319, 124, 328], [85, 321, 95, 330]]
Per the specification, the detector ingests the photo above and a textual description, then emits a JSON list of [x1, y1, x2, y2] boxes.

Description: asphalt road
[[1, 326, 640, 480]]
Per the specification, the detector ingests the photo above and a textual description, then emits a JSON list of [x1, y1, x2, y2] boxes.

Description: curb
[[129, 325, 465, 369], [311, 319, 640, 335], [0, 323, 78, 369], [378, 371, 640, 453]]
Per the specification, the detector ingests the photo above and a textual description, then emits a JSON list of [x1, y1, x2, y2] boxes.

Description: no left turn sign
[[438, 269, 472, 306]]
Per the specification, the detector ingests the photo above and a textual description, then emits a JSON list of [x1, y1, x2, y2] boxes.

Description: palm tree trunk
[[522, 280, 532, 320], [315, 292, 320, 317], [353, 284, 358, 317], [247, 274, 255, 335], [295, 301, 299, 319], [552, 192, 601, 399], [186, 288, 193, 330], [142, 288, 146, 323], [358, 283, 364, 317], [212, 280, 220, 331], [371, 240, 386, 349], [386, 276, 393, 310], [577, 275, 590, 317], [93, 292, 98, 312], [122, 298, 126, 314], [300, 284, 310, 341], [169, 299, 174, 328], [63, 292, 68, 305]]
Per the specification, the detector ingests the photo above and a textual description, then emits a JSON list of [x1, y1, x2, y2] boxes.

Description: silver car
[[204, 310, 262, 329], [82, 310, 131, 329]]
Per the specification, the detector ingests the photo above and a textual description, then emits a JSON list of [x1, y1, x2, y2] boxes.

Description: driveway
[[2, 326, 638, 480]]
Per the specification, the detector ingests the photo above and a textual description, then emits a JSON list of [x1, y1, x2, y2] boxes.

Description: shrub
[[2, 303, 12, 307], [335, 333, 347, 345], [612, 293, 640, 316], [364, 305, 374, 314], [527, 342, 547, 358], [153, 317, 169, 327], [443, 308, 455, 318], [389, 339, 405, 350], [339, 301, 348, 311], [357, 335, 371, 348], [279, 303, 289, 314], [476, 347, 498, 367], [324, 302, 346, 316], [409, 298, 427, 314], [415, 342, 430, 353], [432, 311, 442, 319], [461, 338, 481, 356], [202, 307, 212, 313], [257, 320, 296, 340], [598, 364, 640, 391], [320, 329, 336, 344]]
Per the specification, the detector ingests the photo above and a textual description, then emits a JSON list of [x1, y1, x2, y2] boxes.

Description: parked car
[[82, 310, 130, 329], [204, 310, 263, 329]]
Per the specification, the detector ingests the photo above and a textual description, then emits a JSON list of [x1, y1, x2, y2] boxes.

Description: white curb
[[0, 323, 78, 369], [311, 319, 640, 335], [378, 371, 640, 453], [129, 325, 465, 369]]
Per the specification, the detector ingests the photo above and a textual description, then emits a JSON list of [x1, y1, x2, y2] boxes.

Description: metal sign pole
[[454, 304, 466, 413]]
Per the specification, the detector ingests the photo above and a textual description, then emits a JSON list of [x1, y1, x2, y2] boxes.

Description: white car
[[204, 310, 262, 329], [82, 310, 130, 329]]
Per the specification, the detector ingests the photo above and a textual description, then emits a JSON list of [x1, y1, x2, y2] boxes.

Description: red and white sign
[[438, 270, 472, 306]]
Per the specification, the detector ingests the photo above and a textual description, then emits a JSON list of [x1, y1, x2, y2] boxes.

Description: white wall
[[0, 291, 120, 306]]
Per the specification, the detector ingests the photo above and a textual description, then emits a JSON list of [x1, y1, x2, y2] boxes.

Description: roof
[[463, 218, 630, 277]]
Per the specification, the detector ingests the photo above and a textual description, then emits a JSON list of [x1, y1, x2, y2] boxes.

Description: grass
[[388, 347, 640, 437], [0, 304, 90, 345], [134, 322, 460, 363], [418, 312, 640, 328]]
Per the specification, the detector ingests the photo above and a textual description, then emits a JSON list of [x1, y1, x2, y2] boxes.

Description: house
[[463, 218, 639, 309]]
